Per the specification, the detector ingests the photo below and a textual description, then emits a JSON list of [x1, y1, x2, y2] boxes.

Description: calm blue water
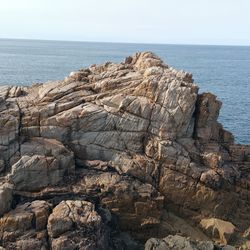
[[0, 39, 249, 144]]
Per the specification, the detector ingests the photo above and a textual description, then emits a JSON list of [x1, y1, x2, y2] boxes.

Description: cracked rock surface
[[0, 52, 249, 249]]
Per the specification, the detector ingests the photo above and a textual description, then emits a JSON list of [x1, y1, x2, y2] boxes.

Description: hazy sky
[[0, 0, 249, 45]]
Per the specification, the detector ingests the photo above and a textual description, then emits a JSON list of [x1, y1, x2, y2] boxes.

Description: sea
[[0, 38, 249, 144]]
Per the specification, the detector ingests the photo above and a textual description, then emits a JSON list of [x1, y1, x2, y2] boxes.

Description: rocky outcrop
[[0, 52, 249, 249]]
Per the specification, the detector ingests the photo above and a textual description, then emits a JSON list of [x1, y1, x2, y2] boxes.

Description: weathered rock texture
[[0, 52, 249, 249], [145, 235, 215, 250]]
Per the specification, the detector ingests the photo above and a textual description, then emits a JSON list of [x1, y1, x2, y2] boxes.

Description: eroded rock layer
[[0, 52, 249, 249]]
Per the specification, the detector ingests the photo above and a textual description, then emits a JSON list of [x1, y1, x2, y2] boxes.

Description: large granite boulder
[[47, 200, 108, 250]]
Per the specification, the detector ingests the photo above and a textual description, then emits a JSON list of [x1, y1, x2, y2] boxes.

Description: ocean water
[[0, 38, 249, 144]]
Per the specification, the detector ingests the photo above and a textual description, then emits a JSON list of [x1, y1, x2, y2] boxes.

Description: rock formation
[[0, 52, 249, 249], [145, 235, 215, 250]]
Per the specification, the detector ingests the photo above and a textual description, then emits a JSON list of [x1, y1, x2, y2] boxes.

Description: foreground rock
[[0, 52, 249, 249], [0, 200, 109, 250], [0, 200, 51, 249], [47, 200, 108, 250], [0, 183, 13, 217], [145, 235, 214, 250], [145, 235, 235, 250]]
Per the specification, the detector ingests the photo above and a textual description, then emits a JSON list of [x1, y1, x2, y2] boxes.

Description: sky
[[0, 0, 250, 45]]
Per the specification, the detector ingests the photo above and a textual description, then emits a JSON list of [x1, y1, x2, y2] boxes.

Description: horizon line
[[1, 37, 250, 48]]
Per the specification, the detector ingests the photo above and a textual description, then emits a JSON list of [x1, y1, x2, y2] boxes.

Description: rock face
[[7, 138, 75, 191], [0, 52, 249, 249]]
